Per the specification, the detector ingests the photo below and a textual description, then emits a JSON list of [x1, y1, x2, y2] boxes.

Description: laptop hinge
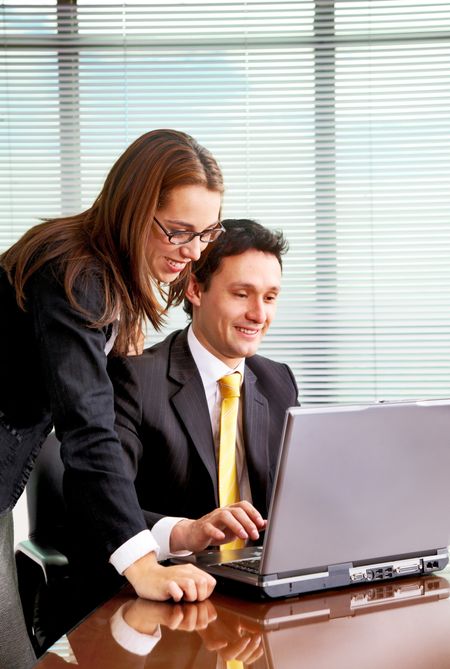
[[328, 562, 354, 587]]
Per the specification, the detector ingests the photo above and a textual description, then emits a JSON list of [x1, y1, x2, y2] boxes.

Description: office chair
[[15, 432, 71, 655], [16, 432, 69, 578], [15, 432, 127, 656]]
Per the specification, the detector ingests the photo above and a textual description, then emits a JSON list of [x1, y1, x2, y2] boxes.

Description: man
[[108, 219, 299, 557]]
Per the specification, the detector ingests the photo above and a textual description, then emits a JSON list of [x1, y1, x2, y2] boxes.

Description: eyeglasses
[[153, 217, 225, 246]]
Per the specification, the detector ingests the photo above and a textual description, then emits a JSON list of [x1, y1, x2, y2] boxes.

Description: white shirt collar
[[187, 325, 245, 388]]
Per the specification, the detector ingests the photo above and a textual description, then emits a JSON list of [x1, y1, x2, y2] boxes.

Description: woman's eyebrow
[[164, 219, 220, 229]]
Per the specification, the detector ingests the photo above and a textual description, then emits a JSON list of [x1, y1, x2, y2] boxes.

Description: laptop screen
[[261, 400, 450, 575]]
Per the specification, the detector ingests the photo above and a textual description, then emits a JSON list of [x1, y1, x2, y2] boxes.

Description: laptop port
[[372, 567, 394, 580], [393, 560, 421, 575], [350, 564, 396, 582]]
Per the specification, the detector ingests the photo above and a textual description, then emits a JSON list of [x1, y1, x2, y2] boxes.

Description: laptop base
[[172, 547, 449, 599]]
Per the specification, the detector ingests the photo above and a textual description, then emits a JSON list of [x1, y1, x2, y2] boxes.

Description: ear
[[185, 274, 203, 308]]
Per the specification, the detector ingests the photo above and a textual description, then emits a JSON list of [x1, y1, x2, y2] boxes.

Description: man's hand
[[169, 501, 267, 553], [124, 551, 216, 602]]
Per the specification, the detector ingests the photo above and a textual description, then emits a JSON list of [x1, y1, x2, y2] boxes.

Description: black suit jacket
[[0, 263, 147, 562], [108, 328, 299, 526]]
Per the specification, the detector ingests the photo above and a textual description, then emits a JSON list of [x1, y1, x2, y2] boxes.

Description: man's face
[[188, 249, 282, 367]]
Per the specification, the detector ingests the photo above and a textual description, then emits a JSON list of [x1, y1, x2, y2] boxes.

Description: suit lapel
[[168, 330, 219, 504], [242, 365, 271, 514]]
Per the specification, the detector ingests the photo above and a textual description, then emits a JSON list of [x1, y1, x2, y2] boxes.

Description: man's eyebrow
[[229, 282, 281, 292]]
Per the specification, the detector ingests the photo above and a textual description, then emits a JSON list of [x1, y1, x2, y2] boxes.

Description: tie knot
[[219, 372, 241, 399]]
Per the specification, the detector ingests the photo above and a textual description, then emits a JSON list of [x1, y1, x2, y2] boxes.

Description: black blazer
[[0, 263, 147, 561], [108, 328, 299, 525]]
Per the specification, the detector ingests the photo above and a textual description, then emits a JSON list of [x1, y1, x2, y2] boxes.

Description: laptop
[[172, 399, 450, 598]]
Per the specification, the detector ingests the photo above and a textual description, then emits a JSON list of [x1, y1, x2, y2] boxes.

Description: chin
[[235, 346, 258, 359], [160, 271, 181, 283]]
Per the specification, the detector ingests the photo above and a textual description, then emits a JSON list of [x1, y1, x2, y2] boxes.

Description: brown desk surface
[[35, 569, 450, 668]]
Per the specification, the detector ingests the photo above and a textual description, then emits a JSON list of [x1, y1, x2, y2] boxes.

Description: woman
[[0, 129, 222, 667]]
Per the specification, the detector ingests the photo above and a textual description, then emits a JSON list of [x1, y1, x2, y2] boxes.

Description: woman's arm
[[27, 265, 215, 600]]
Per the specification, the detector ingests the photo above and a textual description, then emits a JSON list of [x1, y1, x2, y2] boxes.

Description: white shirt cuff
[[151, 517, 193, 562], [110, 603, 161, 656], [109, 530, 160, 575]]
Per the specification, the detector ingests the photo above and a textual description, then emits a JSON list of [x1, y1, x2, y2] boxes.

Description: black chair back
[[26, 431, 67, 551]]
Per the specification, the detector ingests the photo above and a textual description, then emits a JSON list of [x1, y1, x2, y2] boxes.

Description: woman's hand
[[124, 551, 216, 602]]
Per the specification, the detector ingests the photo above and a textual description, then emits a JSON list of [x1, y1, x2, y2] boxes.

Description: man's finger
[[224, 506, 261, 539], [201, 521, 226, 541]]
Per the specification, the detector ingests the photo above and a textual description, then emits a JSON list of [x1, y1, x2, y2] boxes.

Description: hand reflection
[[197, 611, 263, 665], [118, 596, 263, 664], [122, 597, 217, 635]]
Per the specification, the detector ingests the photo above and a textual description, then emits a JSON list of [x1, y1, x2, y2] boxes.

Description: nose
[[246, 297, 266, 324], [180, 235, 204, 261]]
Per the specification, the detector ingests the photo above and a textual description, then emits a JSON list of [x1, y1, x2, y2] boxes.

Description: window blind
[[1, 1, 450, 404]]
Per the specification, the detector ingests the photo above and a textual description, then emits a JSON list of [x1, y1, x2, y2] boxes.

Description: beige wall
[[13, 491, 29, 544]]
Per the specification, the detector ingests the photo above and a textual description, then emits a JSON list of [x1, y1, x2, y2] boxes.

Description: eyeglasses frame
[[153, 217, 225, 245]]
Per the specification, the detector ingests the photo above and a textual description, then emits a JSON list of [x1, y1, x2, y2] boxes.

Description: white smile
[[166, 258, 187, 271], [235, 326, 260, 335]]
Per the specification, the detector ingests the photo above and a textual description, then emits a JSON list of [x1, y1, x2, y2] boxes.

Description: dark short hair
[[183, 218, 288, 318]]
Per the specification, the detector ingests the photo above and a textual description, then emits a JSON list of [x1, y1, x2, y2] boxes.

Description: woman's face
[[146, 184, 222, 283]]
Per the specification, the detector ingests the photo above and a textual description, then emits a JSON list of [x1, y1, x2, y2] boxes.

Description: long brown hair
[[1, 129, 224, 354]]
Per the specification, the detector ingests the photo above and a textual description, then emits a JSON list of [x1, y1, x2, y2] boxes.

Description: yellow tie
[[227, 662, 244, 669], [218, 372, 244, 551]]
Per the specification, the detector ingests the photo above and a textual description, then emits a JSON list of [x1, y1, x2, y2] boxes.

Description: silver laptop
[[174, 399, 450, 598]]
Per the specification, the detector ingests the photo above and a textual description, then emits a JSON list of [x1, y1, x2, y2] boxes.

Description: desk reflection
[[36, 573, 450, 668]]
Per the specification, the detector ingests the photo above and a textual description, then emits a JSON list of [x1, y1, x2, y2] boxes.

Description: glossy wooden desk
[[35, 569, 450, 668]]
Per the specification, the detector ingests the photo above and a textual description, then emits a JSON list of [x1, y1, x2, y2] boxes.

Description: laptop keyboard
[[223, 557, 261, 574]]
